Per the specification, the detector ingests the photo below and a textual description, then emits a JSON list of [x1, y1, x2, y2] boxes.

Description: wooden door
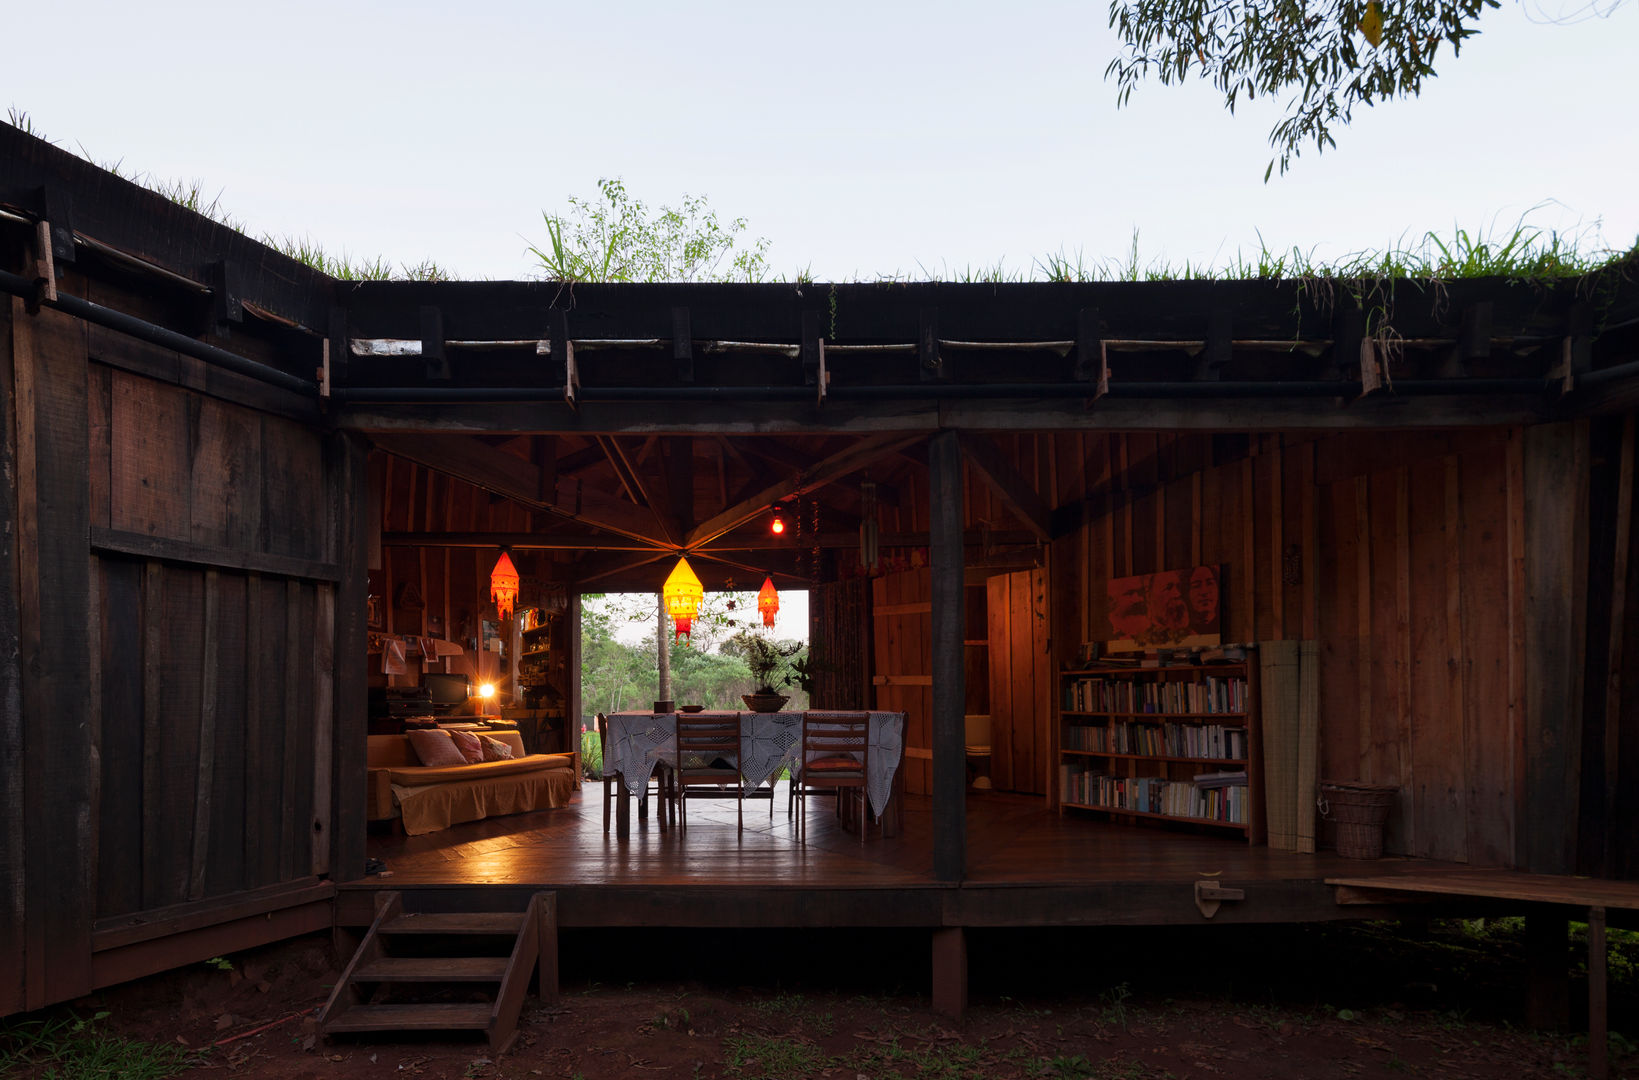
[[986, 568, 1052, 796], [872, 569, 932, 795]]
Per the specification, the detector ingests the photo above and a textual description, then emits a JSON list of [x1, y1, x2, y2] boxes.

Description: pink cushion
[[481, 735, 515, 762], [449, 730, 485, 764], [407, 729, 467, 768]]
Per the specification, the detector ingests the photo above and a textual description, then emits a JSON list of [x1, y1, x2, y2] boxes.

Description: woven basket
[[1318, 781, 1398, 859]]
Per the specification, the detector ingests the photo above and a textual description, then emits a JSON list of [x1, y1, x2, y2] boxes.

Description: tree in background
[[1107, 0, 1508, 176], [530, 178, 771, 283]]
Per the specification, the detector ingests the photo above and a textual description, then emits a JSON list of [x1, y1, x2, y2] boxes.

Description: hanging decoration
[[859, 480, 880, 572], [489, 551, 519, 621], [663, 557, 703, 641], [757, 576, 780, 628]]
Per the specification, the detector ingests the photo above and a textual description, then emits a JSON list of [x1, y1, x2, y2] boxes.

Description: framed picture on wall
[[1104, 564, 1221, 653]]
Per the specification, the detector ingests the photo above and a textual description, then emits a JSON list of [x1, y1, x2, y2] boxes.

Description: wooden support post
[[1521, 423, 1590, 873], [329, 432, 370, 882], [536, 891, 560, 1004], [929, 430, 967, 883], [931, 927, 967, 1018], [1524, 911, 1569, 1031], [1589, 906, 1607, 1080]]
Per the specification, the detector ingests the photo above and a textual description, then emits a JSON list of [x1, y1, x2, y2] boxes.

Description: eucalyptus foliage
[[1107, 0, 1500, 176], [530, 178, 771, 283]]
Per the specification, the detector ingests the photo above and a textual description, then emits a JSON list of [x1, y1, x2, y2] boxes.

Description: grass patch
[[0, 1010, 194, 1080], [722, 1032, 828, 1080], [840, 1033, 1000, 1080]]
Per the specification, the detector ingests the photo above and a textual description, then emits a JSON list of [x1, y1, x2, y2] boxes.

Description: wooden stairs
[[317, 891, 557, 1052]]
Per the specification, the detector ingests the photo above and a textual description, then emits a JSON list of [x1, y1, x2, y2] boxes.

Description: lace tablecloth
[[605, 711, 906, 819]]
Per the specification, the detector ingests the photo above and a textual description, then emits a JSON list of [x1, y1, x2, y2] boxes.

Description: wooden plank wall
[[873, 570, 933, 795], [1044, 430, 1532, 866], [86, 363, 339, 917], [11, 301, 97, 1010], [985, 569, 1051, 796], [1, 287, 358, 1013]]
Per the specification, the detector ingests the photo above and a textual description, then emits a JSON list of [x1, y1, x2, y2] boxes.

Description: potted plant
[[726, 631, 802, 712]]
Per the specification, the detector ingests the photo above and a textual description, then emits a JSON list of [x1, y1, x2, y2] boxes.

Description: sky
[[7, 0, 1635, 282]]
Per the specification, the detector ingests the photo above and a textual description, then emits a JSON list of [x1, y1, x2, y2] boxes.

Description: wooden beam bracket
[[1332, 301, 1364, 380], [801, 309, 822, 386], [35, 184, 75, 264], [672, 305, 693, 383], [1192, 308, 1230, 381], [1194, 879, 1244, 919], [816, 338, 830, 406], [1072, 307, 1102, 382], [564, 340, 580, 411], [919, 307, 942, 381], [29, 218, 56, 309], [208, 260, 243, 327], [419, 305, 450, 381]]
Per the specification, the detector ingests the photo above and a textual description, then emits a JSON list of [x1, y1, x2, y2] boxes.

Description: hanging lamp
[[663, 557, 703, 641], [489, 551, 520, 621], [757, 576, 780, 628]]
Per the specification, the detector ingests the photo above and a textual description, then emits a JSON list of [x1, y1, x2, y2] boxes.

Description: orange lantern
[[490, 551, 519, 621], [663, 557, 703, 641], [757, 576, 779, 628]]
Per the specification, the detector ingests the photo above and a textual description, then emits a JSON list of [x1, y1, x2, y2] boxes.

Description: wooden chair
[[598, 712, 669, 834], [672, 711, 745, 832], [795, 711, 872, 843]]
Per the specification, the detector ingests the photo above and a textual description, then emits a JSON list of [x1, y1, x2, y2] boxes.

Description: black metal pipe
[[331, 376, 1550, 405], [1577, 359, 1639, 388], [0, 268, 317, 397]]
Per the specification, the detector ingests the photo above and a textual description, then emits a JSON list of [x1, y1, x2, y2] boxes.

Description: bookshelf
[[1057, 655, 1263, 843]]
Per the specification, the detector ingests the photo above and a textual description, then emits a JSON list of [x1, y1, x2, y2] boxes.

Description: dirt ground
[[10, 921, 1636, 1080]]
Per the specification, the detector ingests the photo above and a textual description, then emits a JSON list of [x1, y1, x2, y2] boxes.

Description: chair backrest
[[676, 711, 740, 772], [800, 711, 870, 774]]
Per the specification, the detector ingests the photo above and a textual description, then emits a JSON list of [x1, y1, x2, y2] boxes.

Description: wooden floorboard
[[349, 786, 1503, 932]]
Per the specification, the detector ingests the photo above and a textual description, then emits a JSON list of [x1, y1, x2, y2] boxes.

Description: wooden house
[[4, 123, 1638, 1028]]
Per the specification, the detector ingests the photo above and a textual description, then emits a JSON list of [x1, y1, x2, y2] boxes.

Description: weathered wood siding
[[3, 296, 362, 1014]]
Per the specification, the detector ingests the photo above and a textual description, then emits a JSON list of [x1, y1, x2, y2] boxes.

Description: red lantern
[[757, 576, 779, 629], [490, 552, 519, 621]]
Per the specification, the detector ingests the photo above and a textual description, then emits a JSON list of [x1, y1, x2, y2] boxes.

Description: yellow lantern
[[663, 557, 703, 641], [757, 576, 780, 628], [489, 551, 519, 621]]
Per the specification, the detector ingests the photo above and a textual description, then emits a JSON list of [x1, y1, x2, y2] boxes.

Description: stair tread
[[355, 956, 510, 981], [381, 913, 525, 935], [323, 1002, 492, 1032]]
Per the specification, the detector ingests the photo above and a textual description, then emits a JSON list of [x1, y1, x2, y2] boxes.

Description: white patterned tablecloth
[[606, 711, 905, 819]]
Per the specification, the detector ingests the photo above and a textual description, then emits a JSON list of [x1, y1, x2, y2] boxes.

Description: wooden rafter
[[684, 432, 927, 549], [958, 433, 1052, 543], [370, 433, 669, 549], [595, 434, 679, 545]]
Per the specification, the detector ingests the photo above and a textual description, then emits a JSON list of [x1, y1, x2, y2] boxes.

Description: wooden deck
[[341, 785, 1488, 930]]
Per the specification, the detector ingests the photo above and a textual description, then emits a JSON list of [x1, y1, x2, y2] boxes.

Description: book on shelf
[[1192, 769, 1248, 789]]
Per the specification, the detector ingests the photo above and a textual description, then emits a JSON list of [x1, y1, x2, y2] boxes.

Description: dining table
[[604, 709, 906, 840]]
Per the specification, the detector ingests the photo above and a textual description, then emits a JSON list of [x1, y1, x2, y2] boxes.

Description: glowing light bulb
[[478, 683, 496, 700]]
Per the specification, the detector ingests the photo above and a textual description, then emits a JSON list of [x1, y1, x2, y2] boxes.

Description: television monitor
[[423, 672, 469, 712]]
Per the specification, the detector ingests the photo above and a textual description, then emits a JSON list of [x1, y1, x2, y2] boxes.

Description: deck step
[[323, 1002, 492, 1033], [381, 912, 525, 936], [354, 956, 511, 982]]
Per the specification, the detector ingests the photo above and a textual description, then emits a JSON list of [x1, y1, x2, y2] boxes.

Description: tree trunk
[[656, 593, 673, 705]]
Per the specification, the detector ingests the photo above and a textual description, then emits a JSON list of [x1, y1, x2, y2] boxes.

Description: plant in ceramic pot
[[725, 630, 802, 711]]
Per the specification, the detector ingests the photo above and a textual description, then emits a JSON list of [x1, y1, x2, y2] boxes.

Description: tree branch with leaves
[[1107, 0, 1501, 177]]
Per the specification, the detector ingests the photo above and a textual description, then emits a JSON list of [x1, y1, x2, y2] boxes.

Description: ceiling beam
[[371, 433, 669, 548], [381, 528, 1040, 551], [685, 432, 928, 549], [958, 433, 1052, 543], [595, 434, 679, 545]]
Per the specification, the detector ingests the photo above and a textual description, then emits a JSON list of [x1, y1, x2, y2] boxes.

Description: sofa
[[367, 729, 580, 836]]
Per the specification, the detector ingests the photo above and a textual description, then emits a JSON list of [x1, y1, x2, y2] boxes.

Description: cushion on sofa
[[407, 728, 468, 767], [481, 735, 514, 761], [449, 730, 485, 763], [385, 753, 566, 787]]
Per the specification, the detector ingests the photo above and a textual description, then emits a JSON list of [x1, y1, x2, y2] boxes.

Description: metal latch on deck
[[1194, 879, 1245, 919]]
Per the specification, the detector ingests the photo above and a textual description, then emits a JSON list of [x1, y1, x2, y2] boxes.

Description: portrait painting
[[1104, 564, 1221, 652]]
